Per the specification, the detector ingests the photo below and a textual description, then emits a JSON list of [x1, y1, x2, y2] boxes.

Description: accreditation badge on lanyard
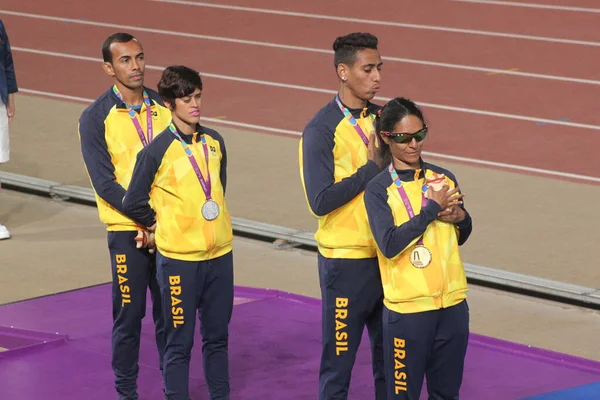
[[334, 94, 375, 147], [388, 164, 432, 268], [112, 85, 154, 147], [168, 123, 220, 221]]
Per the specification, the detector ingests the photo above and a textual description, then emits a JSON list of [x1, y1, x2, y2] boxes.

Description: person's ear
[[337, 63, 349, 82], [163, 100, 174, 111], [380, 134, 392, 147], [102, 61, 115, 77]]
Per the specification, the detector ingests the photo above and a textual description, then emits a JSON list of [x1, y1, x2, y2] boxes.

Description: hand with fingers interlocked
[[437, 204, 466, 224], [426, 185, 467, 224]]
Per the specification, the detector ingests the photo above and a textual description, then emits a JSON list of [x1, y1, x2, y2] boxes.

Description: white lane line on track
[[6, 9, 600, 87], [18, 87, 600, 184], [13, 46, 600, 131], [452, 0, 600, 13], [148, 0, 600, 46]]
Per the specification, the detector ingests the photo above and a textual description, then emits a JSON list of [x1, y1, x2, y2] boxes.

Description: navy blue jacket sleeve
[[444, 171, 473, 245], [302, 126, 380, 217], [122, 147, 159, 227], [78, 110, 128, 213], [365, 181, 442, 259], [2, 21, 18, 94]]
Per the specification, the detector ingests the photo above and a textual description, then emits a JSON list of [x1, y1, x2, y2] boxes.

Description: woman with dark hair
[[123, 65, 233, 400], [364, 97, 473, 400]]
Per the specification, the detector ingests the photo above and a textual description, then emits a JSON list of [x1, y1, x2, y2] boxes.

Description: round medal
[[201, 200, 220, 221], [409, 246, 432, 268]]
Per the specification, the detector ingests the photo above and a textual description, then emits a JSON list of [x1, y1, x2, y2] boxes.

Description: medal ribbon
[[112, 85, 154, 147], [168, 123, 212, 201], [388, 163, 429, 245], [334, 94, 373, 147]]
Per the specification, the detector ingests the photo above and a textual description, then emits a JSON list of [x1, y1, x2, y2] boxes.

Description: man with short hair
[[0, 19, 18, 240], [78, 32, 171, 400], [299, 32, 388, 399]]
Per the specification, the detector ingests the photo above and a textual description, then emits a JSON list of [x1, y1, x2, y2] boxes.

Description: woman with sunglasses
[[363, 97, 473, 400]]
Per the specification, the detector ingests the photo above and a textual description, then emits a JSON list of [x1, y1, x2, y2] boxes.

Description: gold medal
[[410, 245, 432, 268]]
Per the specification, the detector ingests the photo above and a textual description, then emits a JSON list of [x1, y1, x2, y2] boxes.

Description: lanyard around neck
[[168, 123, 213, 201], [112, 85, 154, 146], [334, 94, 373, 147], [388, 163, 429, 244]]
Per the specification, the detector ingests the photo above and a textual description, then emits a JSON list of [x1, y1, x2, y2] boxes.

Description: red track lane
[[492, 0, 600, 7], [13, 50, 600, 178], [6, 16, 600, 127], [3, 2, 600, 81], [158, 0, 600, 42]]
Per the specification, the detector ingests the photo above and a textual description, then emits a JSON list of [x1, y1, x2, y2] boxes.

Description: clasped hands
[[426, 185, 466, 224], [134, 223, 157, 253]]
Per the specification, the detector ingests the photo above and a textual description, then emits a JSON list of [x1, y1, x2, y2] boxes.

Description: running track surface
[[2, 1, 600, 398], [1, 0, 600, 179], [1, 285, 600, 399]]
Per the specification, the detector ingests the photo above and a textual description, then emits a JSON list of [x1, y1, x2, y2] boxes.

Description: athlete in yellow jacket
[[364, 97, 473, 400], [122, 65, 233, 400], [78, 33, 171, 400], [299, 32, 387, 400]]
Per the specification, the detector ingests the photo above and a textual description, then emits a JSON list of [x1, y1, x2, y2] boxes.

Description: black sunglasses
[[381, 125, 428, 144]]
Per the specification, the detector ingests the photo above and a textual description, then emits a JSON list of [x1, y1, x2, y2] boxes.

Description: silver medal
[[201, 200, 220, 221]]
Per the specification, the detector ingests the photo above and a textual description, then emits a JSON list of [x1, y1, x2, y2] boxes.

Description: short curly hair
[[332, 32, 379, 67], [157, 65, 203, 107]]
